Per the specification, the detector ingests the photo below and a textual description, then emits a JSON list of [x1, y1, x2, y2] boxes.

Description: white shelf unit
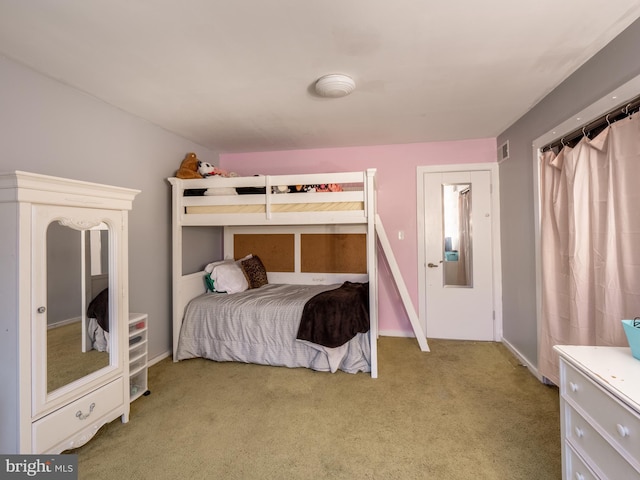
[[128, 313, 148, 402]]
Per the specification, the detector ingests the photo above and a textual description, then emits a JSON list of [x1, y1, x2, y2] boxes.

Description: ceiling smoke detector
[[314, 74, 356, 98]]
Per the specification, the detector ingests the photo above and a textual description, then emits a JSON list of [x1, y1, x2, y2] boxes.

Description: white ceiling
[[1, 1, 639, 154]]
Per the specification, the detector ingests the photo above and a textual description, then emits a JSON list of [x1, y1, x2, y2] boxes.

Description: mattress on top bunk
[[175, 283, 371, 374]]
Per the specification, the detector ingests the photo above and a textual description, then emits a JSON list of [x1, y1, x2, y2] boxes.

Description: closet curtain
[[538, 112, 640, 385]]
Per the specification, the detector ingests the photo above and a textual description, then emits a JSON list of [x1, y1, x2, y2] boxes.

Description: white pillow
[[205, 255, 252, 274], [211, 262, 248, 294], [205, 259, 230, 274]]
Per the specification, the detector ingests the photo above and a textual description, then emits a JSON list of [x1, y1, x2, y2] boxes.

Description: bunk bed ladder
[[375, 214, 430, 352]]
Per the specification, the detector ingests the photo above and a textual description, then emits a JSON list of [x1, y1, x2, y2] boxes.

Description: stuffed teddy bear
[[176, 152, 203, 179]]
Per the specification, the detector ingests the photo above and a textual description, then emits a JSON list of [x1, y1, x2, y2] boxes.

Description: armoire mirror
[[46, 221, 111, 393], [442, 183, 473, 287]]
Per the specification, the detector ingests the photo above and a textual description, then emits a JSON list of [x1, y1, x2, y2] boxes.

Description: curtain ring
[[605, 114, 611, 126], [582, 127, 588, 137]]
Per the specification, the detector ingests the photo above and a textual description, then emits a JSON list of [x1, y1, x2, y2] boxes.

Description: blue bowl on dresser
[[622, 319, 640, 360]]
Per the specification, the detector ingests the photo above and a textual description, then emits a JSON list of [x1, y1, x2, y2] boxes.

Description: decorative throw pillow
[[241, 255, 268, 289], [211, 262, 248, 294]]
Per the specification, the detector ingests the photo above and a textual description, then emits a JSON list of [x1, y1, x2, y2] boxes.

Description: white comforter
[[175, 283, 370, 373]]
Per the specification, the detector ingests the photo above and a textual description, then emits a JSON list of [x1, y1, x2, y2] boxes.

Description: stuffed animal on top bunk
[[197, 161, 223, 177], [196, 161, 240, 196], [315, 183, 343, 192], [197, 161, 238, 178], [293, 183, 343, 193], [176, 152, 203, 179]]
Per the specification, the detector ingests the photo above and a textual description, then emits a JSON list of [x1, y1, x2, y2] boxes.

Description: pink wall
[[220, 138, 497, 336]]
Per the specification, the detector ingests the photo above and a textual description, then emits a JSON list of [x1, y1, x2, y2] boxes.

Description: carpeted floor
[[47, 321, 109, 392], [71, 337, 561, 480]]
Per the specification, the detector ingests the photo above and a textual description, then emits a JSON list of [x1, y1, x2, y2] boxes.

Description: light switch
[[398, 230, 405, 240]]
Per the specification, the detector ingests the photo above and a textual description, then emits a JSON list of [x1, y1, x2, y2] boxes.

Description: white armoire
[[0, 171, 139, 453]]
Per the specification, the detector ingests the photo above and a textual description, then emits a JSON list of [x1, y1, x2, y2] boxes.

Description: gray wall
[[46, 222, 82, 325], [497, 19, 640, 369], [0, 54, 221, 362]]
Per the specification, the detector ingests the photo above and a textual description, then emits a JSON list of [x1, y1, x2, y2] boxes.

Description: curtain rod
[[541, 94, 640, 152]]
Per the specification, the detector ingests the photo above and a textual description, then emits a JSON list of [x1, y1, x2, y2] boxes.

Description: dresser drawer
[[562, 359, 640, 467], [566, 442, 598, 480], [565, 403, 640, 479], [32, 378, 124, 453]]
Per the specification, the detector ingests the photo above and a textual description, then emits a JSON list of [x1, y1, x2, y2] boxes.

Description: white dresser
[[555, 346, 640, 479]]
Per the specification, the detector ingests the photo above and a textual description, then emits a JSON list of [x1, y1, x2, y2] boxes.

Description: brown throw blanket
[[296, 282, 369, 348], [87, 288, 109, 332]]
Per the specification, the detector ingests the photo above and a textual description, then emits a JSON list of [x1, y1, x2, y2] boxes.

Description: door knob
[[427, 263, 439, 268]]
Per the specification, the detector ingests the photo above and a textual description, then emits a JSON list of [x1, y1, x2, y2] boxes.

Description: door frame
[[416, 163, 503, 341]]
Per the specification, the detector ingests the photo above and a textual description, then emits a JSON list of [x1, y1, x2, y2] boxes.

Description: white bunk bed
[[168, 169, 378, 377]]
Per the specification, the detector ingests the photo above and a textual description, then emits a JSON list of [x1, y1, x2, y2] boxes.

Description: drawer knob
[[616, 423, 630, 438], [569, 382, 579, 392], [574, 427, 584, 438], [76, 402, 96, 421]]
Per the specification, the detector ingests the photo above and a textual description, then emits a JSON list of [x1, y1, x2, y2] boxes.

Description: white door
[[423, 170, 494, 340]]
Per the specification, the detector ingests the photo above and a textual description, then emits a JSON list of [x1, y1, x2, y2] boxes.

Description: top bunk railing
[[168, 169, 376, 226]]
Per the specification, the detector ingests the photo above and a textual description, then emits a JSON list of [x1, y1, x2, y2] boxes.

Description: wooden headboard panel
[[300, 233, 366, 273], [224, 225, 368, 284], [233, 233, 295, 272]]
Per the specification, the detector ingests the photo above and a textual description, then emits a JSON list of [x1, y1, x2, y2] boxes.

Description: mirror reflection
[[442, 183, 473, 287], [47, 222, 110, 393]]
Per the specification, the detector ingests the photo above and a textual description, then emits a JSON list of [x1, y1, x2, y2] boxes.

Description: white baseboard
[[501, 337, 545, 383], [48, 316, 82, 329], [378, 329, 414, 338], [148, 350, 171, 367]]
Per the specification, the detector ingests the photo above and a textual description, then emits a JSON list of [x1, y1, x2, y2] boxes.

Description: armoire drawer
[[565, 403, 640, 479], [562, 360, 640, 466], [32, 378, 124, 453]]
